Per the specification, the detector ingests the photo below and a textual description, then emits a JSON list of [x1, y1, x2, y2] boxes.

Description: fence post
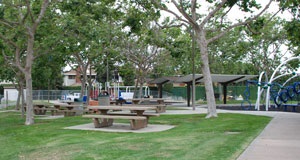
[[5, 91, 8, 109]]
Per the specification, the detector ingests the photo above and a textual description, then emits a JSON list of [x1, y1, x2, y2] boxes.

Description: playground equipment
[[242, 57, 300, 111], [265, 57, 300, 110]]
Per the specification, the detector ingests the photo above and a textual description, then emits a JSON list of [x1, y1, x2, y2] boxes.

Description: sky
[[162, 1, 292, 23]]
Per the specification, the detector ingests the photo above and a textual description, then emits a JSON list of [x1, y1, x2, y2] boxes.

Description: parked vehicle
[[61, 93, 81, 102]]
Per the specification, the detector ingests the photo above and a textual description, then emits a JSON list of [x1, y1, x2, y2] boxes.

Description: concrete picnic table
[[53, 103, 83, 116], [33, 103, 52, 115], [84, 105, 158, 130]]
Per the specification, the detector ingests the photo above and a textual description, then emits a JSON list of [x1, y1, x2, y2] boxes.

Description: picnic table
[[33, 103, 50, 115], [53, 103, 83, 116], [83, 105, 159, 130], [132, 98, 165, 105]]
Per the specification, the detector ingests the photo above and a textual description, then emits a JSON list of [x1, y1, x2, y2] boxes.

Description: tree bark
[[196, 29, 217, 118], [25, 71, 34, 125], [16, 84, 21, 110], [24, 26, 35, 125], [139, 78, 144, 98]]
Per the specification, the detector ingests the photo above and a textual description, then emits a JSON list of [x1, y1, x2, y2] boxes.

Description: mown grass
[[0, 111, 271, 160]]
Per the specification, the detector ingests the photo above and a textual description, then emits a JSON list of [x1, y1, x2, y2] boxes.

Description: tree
[[58, 0, 125, 102], [122, 35, 163, 98], [147, 0, 274, 118], [208, 14, 289, 77], [278, 0, 300, 55], [0, 0, 56, 125], [32, 53, 65, 90]]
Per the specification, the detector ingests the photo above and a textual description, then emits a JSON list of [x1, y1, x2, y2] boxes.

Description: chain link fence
[[32, 90, 81, 101]]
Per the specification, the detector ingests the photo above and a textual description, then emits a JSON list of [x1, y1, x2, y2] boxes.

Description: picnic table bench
[[33, 104, 55, 115], [53, 103, 83, 116], [106, 112, 160, 125], [84, 105, 158, 130]]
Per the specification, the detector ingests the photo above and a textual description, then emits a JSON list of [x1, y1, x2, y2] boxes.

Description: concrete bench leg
[[64, 112, 76, 117], [93, 118, 114, 128], [156, 106, 166, 113], [130, 119, 147, 130]]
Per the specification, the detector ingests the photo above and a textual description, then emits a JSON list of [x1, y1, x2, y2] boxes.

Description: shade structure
[[176, 74, 258, 84], [149, 74, 258, 106]]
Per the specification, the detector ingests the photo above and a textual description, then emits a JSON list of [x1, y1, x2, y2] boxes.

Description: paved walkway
[[166, 106, 300, 160], [236, 111, 300, 160]]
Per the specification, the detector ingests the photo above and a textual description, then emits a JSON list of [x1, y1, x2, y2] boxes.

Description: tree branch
[[172, 0, 198, 27], [200, 0, 227, 29], [151, 0, 190, 25], [33, 0, 50, 31], [207, 0, 273, 44]]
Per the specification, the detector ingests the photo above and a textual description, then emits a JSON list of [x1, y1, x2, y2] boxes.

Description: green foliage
[[32, 54, 64, 90], [278, 0, 300, 18], [119, 62, 135, 86], [61, 86, 82, 90], [285, 19, 300, 47]]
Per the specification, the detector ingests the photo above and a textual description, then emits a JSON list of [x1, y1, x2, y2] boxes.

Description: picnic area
[[0, 103, 271, 160]]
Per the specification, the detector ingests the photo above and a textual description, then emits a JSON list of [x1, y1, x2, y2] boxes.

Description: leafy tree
[[122, 34, 164, 98], [32, 54, 64, 90], [0, 0, 58, 125], [278, 0, 300, 55], [57, 0, 126, 102], [208, 14, 289, 77], [148, 0, 273, 118]]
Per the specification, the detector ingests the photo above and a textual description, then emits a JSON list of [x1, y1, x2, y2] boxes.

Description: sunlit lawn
[[0, 111, 271, 160]]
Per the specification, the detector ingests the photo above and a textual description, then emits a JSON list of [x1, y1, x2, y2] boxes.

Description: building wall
[[3, 88, 26, 101], [63, 75, 76, 86]]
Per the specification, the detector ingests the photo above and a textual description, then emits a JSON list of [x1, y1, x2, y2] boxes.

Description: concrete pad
[[64, 123, 175, 133]]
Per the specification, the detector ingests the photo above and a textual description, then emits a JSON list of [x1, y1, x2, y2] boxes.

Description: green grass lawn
[[0, 112, 271, 160]]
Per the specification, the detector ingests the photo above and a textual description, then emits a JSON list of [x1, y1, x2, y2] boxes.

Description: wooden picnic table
[[84, 105, 158, 130]]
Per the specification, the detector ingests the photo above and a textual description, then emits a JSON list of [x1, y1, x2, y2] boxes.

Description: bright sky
[[162, 1, 292, 23]]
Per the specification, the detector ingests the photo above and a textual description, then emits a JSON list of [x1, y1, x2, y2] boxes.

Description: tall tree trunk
[[16, 83, 21, 110], [139, 78, 144, 98], [133, 77, 139, 98], [197, 30, 217, 118], [21, 86, 25, 118], [24, 28, 35, 125], [25, 71, 34, 125]]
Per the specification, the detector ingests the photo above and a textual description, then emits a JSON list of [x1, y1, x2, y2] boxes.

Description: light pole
[[106, 55, 109, 91], [191, 28, 196, 110]]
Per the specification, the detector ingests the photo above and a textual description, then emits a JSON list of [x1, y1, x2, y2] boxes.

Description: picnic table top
[[87, 105, 157, 111], [132, 98, 165, 101], [53, 103, 82, 107]]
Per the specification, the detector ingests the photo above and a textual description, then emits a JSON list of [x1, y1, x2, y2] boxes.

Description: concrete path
[[236, 112, 300, 160], [168, 106, 300, 160]]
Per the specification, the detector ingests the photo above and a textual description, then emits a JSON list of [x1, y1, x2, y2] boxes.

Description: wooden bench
[[83, 114, 147, 130]]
